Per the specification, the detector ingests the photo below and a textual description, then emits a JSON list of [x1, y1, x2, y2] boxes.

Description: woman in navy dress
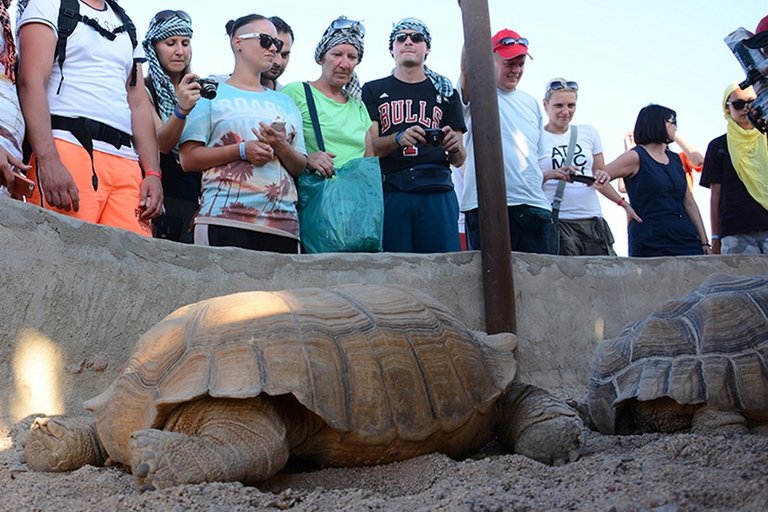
[[599, 105, 710, 257]]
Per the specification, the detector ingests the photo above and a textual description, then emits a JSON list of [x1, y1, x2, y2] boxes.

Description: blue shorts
[[383, 191, 461, 253]]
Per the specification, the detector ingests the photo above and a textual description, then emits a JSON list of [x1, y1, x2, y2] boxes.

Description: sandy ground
[[2, 389, 767, 512]]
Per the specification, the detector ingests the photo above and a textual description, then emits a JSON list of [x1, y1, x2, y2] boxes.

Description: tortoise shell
[[85, 284, 518, 464], [588, 273, 768, 435]]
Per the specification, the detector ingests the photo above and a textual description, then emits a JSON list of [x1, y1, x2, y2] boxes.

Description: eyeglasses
[[237, 33, 285, 52], [666, 117, 677, 126], [547, 80, 579, 93], [330, 16, 365, 35], [150, 10, 192, 27], [494, 36, 529, 49], [394, 32, 426, 44], [726, 99, 755, 110]]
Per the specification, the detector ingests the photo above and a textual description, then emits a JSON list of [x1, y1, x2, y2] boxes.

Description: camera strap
[[549, 126, 578, 254], [302, 82, 326, 153]]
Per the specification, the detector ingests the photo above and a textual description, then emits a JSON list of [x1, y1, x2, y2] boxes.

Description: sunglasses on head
[[494, 36, 529, 49], [727, 98, 755, 110], [547, 80, 579, 93], [330, 16, 365, 35], [238, 33, 285, 52], [150, 9, 191, 27], [394, 32, 426, 44]]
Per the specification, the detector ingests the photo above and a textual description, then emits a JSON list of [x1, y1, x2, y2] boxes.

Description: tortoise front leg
[[495, 381, 586, 465], [24, 416, 108, 472], [130, 396, 290, 491]]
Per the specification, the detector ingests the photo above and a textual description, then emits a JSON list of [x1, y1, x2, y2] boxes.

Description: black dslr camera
[[423, 129, 445, 147], [726, 27, 768, 131], [192, 78, 218, 100]]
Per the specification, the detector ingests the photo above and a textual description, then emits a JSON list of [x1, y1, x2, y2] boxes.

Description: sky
[[14, 1, 768, 255]]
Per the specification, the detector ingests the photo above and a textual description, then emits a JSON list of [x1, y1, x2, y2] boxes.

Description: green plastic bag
[[298, 157, 383, 253]]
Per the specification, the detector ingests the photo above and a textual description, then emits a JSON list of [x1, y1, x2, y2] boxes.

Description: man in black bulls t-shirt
[[362, 17, 466, 253]]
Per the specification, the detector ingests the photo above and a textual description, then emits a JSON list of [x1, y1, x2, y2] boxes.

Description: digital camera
[[725, 27, 768, 131], [423, 129, 445, 147], [193, 78, 219, 100]]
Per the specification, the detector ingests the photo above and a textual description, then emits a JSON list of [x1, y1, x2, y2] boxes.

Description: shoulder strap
[[552, 126, 579, 211], [55, 0, 139, 93], [303, 82, 325, 152]]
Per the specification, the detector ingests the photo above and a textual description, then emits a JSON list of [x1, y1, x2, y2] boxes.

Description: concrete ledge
[[2, 197, 766, 420]]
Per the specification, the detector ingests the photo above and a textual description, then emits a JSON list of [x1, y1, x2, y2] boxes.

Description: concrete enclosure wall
[[2, 198, 766, 421]]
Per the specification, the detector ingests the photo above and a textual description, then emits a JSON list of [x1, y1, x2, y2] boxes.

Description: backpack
[[54, 0, 139, 93]]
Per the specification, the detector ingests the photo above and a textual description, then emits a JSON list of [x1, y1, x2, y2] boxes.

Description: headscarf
[[1, 0, 16, 83], [314, 16, 365, 101], [723, 82, 768, 210], [389, 17, 454, 98], [142, 14, 193, 121]]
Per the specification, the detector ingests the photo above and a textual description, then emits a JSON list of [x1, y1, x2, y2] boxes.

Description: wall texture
[[2, 198, 766, 420]]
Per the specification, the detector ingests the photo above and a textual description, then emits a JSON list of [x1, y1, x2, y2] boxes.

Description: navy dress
[[624, 146, 703, 257]]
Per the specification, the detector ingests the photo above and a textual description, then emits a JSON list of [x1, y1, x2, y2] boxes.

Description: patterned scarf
[[1, 0, 16, 82], [142, 15, 193, 121], [314, 17, 365, 101], [389, 17, 454, 98], [722, 82, 768, 210]]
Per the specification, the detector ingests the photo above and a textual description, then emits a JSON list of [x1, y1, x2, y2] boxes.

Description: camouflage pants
[[721, 230, 768, 254]]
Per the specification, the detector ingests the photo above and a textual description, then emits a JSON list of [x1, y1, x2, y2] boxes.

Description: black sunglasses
[[494, 36, 529, 49], [330, 16, 365, 36], [150, 10, 191, 27], [238, 32, 285, 52], [394, 32, 426, 44], [547, 80, 579, 93], [727, 99, 755, 110]]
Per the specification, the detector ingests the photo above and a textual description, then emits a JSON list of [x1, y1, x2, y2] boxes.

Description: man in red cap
[[459, 29, 559, 254]]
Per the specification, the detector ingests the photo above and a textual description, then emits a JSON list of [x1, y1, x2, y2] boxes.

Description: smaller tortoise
[[24, 284, 585, 491], [588, 273, 768, 436]]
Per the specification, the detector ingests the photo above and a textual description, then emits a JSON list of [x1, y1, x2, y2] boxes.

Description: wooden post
[[459, 0, 516, 334]]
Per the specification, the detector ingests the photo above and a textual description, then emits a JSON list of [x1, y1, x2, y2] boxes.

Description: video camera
[[725, 27, 768, 132]]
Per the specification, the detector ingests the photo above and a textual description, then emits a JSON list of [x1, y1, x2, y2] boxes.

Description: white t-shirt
[[18, 0, 143, 158], [460, 86, 550, 212], [540, 125, 604, 219]]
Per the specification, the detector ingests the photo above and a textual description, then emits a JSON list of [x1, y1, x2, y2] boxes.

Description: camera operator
[[700, 82, 768, 254], [143, 10, 202, 243], [362, 17, 467, 253]]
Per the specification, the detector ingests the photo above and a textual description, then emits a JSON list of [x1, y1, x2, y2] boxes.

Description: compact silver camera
[[726, 27, 768, 131]]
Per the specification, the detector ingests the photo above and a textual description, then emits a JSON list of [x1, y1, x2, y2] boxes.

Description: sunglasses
[[666, 117, 677, 126], [238, 33, 285, 52], [547, 80, 579, 93], [330, 17, 365, 35], [150, 9, 191, 27], [494, 36, 529, 49], [394, 32, 426, 44], [727, 99, 755, 110]]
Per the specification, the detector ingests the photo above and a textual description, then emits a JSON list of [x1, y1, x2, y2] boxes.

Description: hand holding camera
[[191, 77, 219, 100]]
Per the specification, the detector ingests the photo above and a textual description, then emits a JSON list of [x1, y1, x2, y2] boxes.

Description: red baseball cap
[[492, 29, 532, 60], [757, 14, 768, 34]]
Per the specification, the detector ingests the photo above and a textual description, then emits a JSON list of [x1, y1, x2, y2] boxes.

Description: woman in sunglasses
[[178, 14, 308, 253], [700, 83, 768, 255], [539, 78, 638, 255], [143, 10, 201, 243], [281, 16, 371, 178], [599, 104, 710, 257]]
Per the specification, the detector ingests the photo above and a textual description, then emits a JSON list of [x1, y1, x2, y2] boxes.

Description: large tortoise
[[588, 273, 768, 436], [25, 284, 585, 491]]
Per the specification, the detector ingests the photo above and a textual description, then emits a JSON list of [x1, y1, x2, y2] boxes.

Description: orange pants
[[29, 139, 151, 236]]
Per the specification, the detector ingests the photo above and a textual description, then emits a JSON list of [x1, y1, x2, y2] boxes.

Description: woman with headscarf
[[143, 9, 201, 242], [599, 104, 710, 257], [281, 16, 372, 177], [178, 14, 307, 253], [0, 0, 29, 199], [700, 83, 768, 254]]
